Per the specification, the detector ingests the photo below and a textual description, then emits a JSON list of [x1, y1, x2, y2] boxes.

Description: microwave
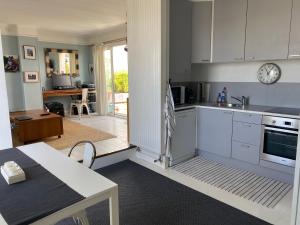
[[171, 86, 186, 105]]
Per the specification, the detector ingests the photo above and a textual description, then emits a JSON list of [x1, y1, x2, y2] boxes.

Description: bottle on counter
[[221, 91, 225, 103], [217, 93, 222, 104], [223, 87, 228, 103]]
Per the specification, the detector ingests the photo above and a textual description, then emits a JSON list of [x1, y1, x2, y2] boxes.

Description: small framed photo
[[24, 72, 39, 83], [23, 45, 36, 60], [3, 55, 19, 72]]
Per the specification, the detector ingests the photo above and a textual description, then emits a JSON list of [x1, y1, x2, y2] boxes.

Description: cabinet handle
[[234, 57, 243, 61], [248, 56, 255, 60], [177, 115, 187, 119], [223, 111, 233, 115], [241, 144, 251, 149], [201, 59, 210, 62], [289, 54, 300, 58], [242, 124, 252, 128]]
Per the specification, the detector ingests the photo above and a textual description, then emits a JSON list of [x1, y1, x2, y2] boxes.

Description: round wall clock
[[257, 63, 281, 84]]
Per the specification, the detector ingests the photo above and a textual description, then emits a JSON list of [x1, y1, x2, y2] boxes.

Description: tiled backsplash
[[173, 81, 300, 108]]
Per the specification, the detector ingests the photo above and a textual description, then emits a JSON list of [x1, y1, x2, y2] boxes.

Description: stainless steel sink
[[213, 103, 243, 108], [226, 103, 243, 108]]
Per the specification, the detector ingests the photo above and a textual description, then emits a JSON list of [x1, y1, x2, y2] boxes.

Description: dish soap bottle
[[217, 93, 222, 104], [223, 87, 228, 103], [221, 90, 226, 103]]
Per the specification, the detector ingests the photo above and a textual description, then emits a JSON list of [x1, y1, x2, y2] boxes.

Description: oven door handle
[[265, 126, 299, 135]]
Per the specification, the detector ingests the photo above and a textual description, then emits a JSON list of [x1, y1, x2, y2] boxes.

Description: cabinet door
[[169, 0, 192, 78], [171, 110, 196, 165], [232, 122, 262, 146], [212, 0, 247, 63], [191, 2, 212, 63], [245, 0, 292, 61], [289, 0, 300, 59], [197, 108, 233, 157], [232, 141, 260, 164]]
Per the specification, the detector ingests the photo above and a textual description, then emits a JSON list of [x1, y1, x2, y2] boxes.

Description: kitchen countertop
[[175, 103, 300, 119]]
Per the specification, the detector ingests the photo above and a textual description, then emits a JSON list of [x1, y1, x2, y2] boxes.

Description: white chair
[[68, 141, 97, 225], [70, 88, 90, 119], [68, 140, 96, 168]]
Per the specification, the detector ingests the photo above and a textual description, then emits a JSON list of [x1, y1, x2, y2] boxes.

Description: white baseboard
[[91, 148, 136, 170], [134, 151, 168, 169]]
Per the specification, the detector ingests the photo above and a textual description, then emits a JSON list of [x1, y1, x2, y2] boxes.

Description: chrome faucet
[[231, 96, 247, 106]]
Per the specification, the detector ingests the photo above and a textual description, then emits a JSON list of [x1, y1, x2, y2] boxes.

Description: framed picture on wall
[[24, 72, 39, 83], [23, 45, 36, 60], [3, 55, 19, 72]]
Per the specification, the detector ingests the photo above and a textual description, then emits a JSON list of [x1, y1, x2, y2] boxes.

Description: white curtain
[[93, 45, 107, 115]]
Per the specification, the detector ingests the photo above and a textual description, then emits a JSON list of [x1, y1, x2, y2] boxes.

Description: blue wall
[[18, 36, 43, 110], [1, 35, 93, 112], [38, 42, 93, 112], [38, 41, 93, 90], [2, 35, 25, 111]]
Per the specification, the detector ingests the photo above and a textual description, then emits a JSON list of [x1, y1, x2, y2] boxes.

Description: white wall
[[127, 0, 167, 161], [192, 59, 300, 83], [87, 24, 126, 44], [0, 31, 13, 149]]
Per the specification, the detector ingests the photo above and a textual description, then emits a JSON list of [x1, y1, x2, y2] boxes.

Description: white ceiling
[[0, 0, 126, 37]]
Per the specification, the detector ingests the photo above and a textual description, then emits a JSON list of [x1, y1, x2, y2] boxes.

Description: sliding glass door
[[104, 44, 128, 117]]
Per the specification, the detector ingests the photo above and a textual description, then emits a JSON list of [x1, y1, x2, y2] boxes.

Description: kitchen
[[168, 0, 300, 224]]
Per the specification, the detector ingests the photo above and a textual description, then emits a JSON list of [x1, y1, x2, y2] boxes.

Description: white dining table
[[0, 142, 119, 225]]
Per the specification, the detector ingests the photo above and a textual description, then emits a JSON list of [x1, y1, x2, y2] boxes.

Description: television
[[52, 74, 73, 89]]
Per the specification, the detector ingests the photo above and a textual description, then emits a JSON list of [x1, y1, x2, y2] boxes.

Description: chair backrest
[[68, 141, 96, 168], [81, 88, 88, 103]]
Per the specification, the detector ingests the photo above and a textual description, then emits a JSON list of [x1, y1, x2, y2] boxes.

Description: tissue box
[[1, 162, 26, 185]]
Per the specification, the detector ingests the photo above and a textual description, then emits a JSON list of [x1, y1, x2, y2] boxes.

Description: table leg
[[109, 187, 119, 225], [78, 106, 82, 120]]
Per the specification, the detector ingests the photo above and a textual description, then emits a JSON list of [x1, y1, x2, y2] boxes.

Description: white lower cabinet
[[232, 122, 262, 146], [197, 108, 262, 164], [232, 141, 260, 164], [197, 108, 233, 158], [170, 109, 196, 166], [232, 112, 262, 165]]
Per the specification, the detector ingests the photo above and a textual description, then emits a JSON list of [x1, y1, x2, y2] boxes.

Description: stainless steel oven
[[261, 116, 299, 167]]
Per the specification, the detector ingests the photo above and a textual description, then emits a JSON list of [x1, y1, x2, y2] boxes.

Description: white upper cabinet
[[169, 0, 192, 78], [245, 0, 292, 61], [289, 0, 300, 59], [212, 0, 247, 63], [191, 1, 212, 63]]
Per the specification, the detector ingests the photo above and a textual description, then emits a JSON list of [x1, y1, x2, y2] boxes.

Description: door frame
[[291, 127, 300, 225], [103, 41, 128, 118], [0, 29, 13, 149]]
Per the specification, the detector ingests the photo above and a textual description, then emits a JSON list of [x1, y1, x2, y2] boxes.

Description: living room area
[[1, 2, 130, 160]]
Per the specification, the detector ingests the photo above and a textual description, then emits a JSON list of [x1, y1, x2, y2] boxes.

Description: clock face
[[257, 63, 281, 84]]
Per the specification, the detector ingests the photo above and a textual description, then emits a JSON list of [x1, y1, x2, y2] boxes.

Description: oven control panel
[[263, 116, 299, 130]]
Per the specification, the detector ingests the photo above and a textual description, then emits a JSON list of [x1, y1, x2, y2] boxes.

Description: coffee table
[[10, 110, 63, 144]]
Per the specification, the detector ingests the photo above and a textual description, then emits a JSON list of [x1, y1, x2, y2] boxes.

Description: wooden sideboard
[[10, 110, 63, 144]]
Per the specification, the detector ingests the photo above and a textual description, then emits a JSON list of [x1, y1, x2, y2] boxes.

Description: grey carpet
[[58, 160, 271, 225]]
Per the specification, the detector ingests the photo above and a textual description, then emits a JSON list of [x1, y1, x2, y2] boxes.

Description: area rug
[[57, 160, 271, 225], [172, 157, 292, 208], [44, 119, 116, 150]]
